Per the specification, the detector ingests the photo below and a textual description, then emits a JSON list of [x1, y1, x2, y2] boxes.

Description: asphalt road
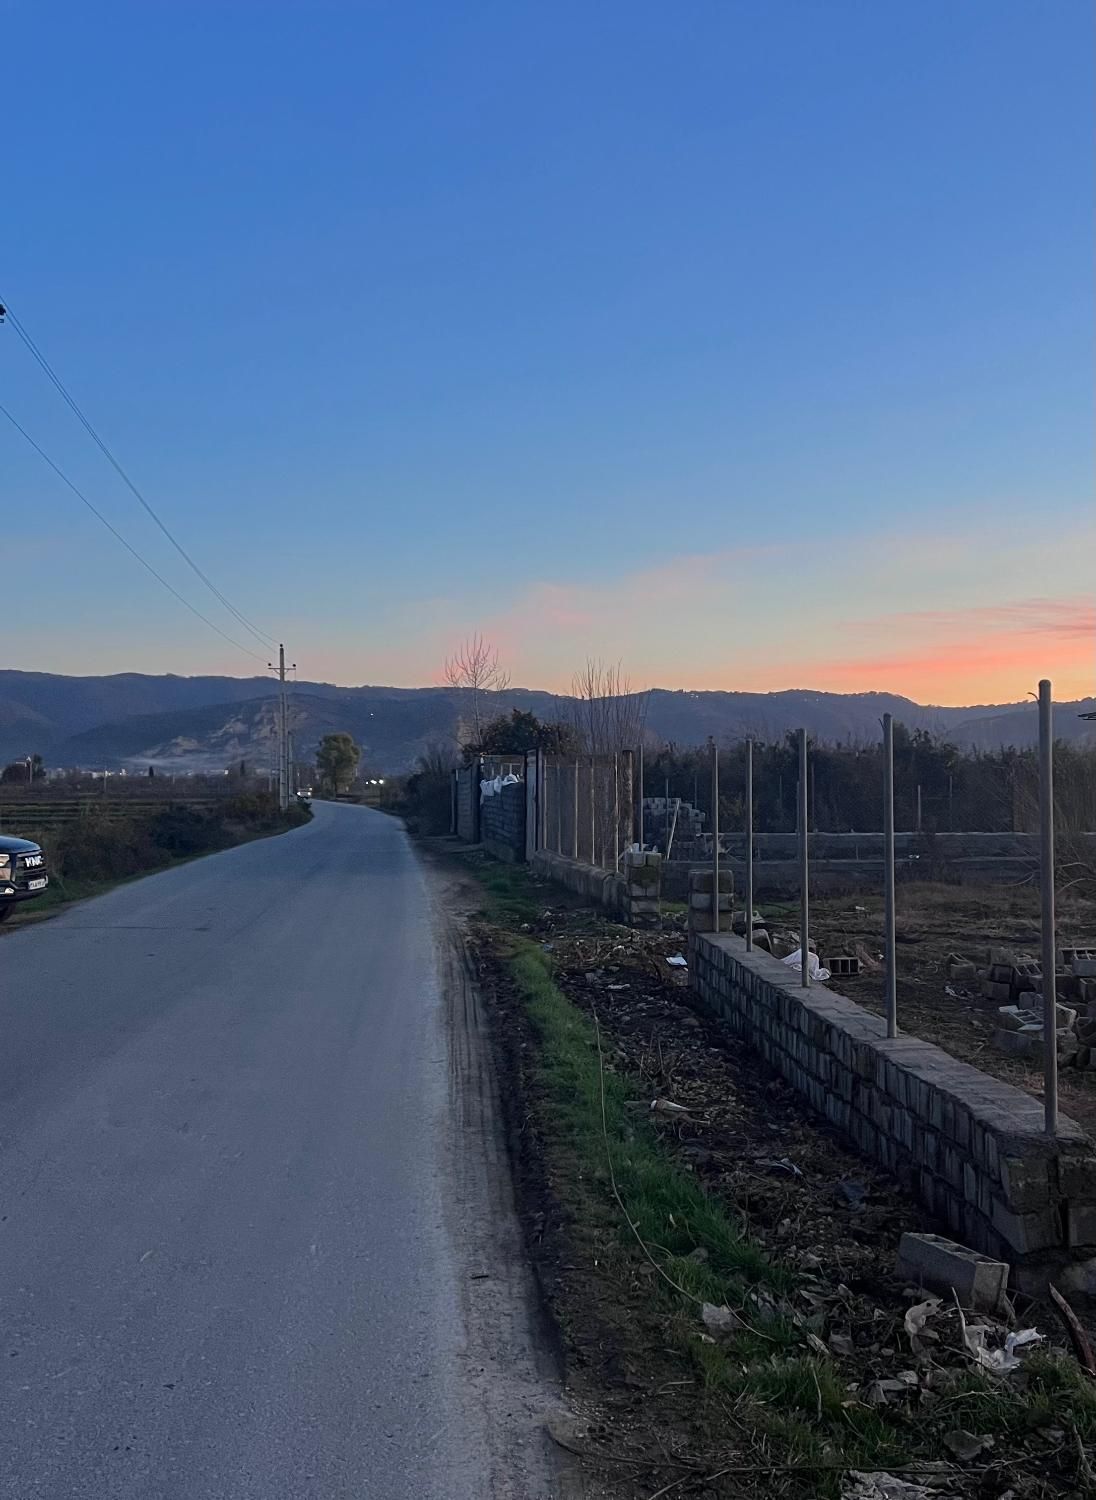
[[0, 803, 565, 1499]]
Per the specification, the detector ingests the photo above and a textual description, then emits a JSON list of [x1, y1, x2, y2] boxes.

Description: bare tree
[[443, 633, 511, 746], [568, 658, 649, 754]]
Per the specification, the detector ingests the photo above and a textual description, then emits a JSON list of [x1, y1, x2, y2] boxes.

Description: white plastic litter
[[666, 955, 688, 968], [782, 949, 831, 982], [958, 1310, 1043, 1374]]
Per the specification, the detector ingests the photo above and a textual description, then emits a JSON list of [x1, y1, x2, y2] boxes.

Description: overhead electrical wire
[[0, 294, 276, 650], [0, 399, 266, 662]]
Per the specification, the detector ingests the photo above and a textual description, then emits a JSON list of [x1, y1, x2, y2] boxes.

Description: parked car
[[0, 835, 49, 922]]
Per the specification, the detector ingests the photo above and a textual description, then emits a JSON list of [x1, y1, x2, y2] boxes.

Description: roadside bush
[[52, 814, 160, 882], [48, 793, 309, 886], [147, 804, 219, 855]]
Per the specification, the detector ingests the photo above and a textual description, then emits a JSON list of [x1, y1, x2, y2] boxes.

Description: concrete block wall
[[621, 850, 662, 927], [481, 781, 526, 863], [686, 881, 1096, 1265], [531, 849, 663, 926], [687, 867, 733, 933], [532, 850, 628, 919]]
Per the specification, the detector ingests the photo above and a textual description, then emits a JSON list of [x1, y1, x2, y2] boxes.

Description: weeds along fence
[[539, 753, 636, 872]]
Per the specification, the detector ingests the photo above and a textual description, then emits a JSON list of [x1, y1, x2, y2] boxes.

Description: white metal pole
[[745, 738, 754, 952], [710, 738, 720, 934], [883, 713, 897, 1037], [613, 754, 620, 869], [799, 729, 809, 988], [1039, 680, 1058, 1137]]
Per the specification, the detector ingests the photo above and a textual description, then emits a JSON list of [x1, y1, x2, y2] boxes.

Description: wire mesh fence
[[539, 752, 635, 871]]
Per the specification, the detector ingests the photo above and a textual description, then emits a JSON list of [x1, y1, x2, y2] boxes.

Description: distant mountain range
[[0, 671, 1092, 774]]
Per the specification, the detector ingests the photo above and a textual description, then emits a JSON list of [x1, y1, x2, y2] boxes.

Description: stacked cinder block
[[622, 849, 662, 928], [989, 949, 1096, 1069], [686, 875, 1096, 1267], [687, 867, 733, 933]]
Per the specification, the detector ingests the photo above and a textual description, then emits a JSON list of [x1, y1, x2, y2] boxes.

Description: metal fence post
[[1039, 680, 1058, 1137], [710, 737, 720, 934], [589, 756, 597, 868], [612, 754, 619, 869], [798, 729, 809, 987], [637, 742, 644, 845], [745, 737, 754, 952], [555, 762, 563, 853], [883, 713, 897, 1038], [572, 759, 579, 860]]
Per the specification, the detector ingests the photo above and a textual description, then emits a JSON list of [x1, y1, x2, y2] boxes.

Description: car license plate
[[28, 877, 47, 891]]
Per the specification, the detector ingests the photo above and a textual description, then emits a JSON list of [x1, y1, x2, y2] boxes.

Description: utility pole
[[269, 644, 295, 812]]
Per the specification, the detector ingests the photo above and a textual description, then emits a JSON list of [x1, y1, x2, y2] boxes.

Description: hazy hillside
[[3, 670, 1092, 773]]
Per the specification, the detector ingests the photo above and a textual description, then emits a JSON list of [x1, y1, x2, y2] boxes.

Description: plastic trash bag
[[782, 949, 831, 982]]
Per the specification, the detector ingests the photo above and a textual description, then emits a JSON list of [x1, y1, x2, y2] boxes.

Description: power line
[[0, 295, 276, 650], [0, 399, 267, 662]]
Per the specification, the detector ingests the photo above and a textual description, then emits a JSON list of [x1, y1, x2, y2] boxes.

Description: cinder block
[[994, 1027, 1044, 1061], [983, 980, 1012, 1003], [1000, 1155, 1050, 1211], [1058, 1151, 1096, 1201], [895, 1231, 1008, 1312], [947, 958, 978, 982], [990, 1198, 1060, 1256], [1069, 1203, 1096, 1249]]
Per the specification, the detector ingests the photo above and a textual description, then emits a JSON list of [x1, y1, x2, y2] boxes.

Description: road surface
[[0, 802, 566, 1499]]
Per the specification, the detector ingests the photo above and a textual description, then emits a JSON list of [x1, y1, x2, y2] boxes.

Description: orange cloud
[[793, 596, 1096, 703]]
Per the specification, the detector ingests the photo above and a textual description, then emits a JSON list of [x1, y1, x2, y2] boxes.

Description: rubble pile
[[951, 946, 1096, 1069]]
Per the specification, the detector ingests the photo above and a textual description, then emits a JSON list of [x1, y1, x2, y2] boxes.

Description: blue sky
[[2, 0, 1092, 702]]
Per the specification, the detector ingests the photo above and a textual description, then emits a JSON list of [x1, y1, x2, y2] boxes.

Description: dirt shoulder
[[426, 844, 1096, 1500]]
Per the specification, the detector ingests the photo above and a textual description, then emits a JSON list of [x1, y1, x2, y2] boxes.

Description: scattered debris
[[755, 1156, 803, 1177], [782, 948, 832, 982], [700, 1301, 739, 1337], [843, 1475, 936, 1500], [665, 954, 688, 968], [1049, 1282, 1096, 1378], [903, 1296, 942, 1341], [895, 1232, 1008, 1313], [954, 1296, 1043, 1374], [942, 1428, 994, 1462], [650, 1098, 691, 1118]]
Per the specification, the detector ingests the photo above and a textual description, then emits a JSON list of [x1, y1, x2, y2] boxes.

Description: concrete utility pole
[[270, 644, 294, 812]]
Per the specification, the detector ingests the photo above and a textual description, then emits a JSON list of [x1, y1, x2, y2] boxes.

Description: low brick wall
[[688, 926, 1096, 1266], [481, 781, 525, 863], [531, 849, 663, 926], [532, 850, 627, 917]]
